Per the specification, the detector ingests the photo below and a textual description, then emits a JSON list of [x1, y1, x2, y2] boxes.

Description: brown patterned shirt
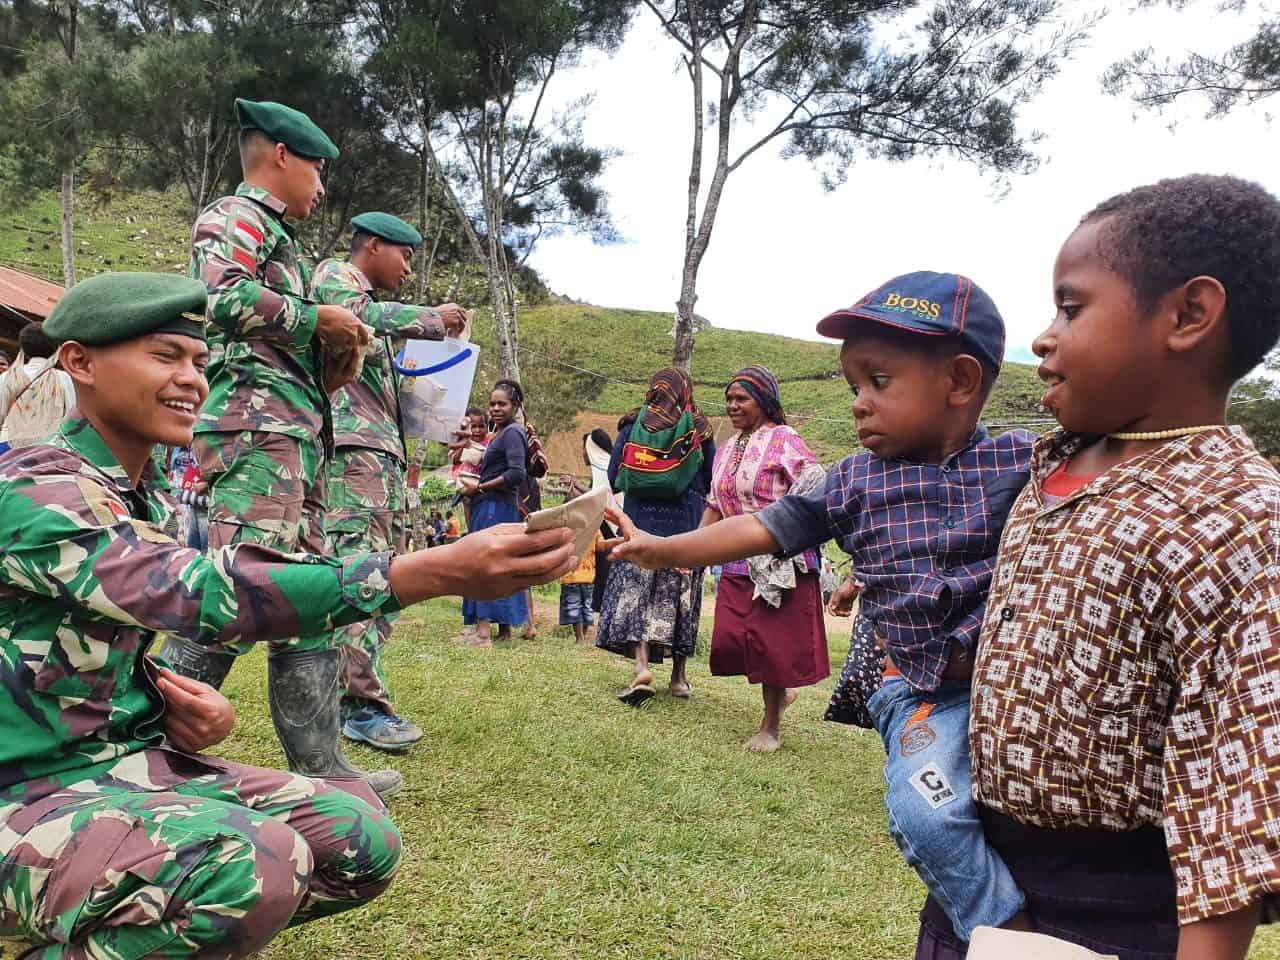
[[971, 426, 1280, 924]]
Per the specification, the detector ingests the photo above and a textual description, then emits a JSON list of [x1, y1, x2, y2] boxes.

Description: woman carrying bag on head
[[596, 368, 716, 704], [457, 378, 530, 647]]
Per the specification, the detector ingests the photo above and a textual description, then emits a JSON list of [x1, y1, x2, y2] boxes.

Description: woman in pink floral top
[[703, 366, 829, 752]]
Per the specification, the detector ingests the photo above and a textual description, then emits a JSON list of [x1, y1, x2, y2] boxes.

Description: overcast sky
[[524, 3, 1276, 364]]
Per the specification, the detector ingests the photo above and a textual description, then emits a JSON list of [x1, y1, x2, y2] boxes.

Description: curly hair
[[1082, 174, 1280, 382]]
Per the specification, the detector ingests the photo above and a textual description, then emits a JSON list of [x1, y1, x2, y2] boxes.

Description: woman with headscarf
[[457, 378, 529, 647], [703, 366, 829, 752], [596, 368, 716, 704]]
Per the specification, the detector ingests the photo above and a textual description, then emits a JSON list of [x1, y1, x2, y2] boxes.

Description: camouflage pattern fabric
[[311, 258, 444, 459], [328, 448, 406, 716], [193, 429, 330, 654], [0, 416, 403, 957], [0, 751, 401, 959], [190, 183, 328, 442]]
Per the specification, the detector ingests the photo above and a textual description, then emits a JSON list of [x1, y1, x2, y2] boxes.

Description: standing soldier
[[313, 211, 467, 752], [166, 98, 402, 797], [0, 271, 578, 959]]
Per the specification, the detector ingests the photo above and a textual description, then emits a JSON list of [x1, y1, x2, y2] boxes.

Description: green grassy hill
[[0, 188, 194, 277]]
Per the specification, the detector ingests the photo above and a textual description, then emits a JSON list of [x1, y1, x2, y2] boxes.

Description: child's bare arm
[[1176, 902, 1259, 960], [607, 509, 778, 570]]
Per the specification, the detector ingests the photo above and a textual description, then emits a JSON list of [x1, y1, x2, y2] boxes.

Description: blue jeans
[[559, 583, 594, 626], [866, 676, 1024, 940]]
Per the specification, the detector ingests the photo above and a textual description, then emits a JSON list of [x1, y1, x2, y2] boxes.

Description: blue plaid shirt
[[758, 426, 1035, 693]]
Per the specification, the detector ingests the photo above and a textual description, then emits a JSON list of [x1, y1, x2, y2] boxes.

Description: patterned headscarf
[[620, 367, 713, 440], [728, 365, 785, 425]]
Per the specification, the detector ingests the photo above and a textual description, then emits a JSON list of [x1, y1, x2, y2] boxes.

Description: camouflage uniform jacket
[[0, 415, 400, 803], [190, 183, 328, 442], [312, 258, 444, 461]]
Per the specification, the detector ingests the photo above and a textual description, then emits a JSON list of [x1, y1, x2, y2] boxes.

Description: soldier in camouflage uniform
[[0, 272, 576, 958], [166, 98, 407, 798], [313, 211, 468, 753]]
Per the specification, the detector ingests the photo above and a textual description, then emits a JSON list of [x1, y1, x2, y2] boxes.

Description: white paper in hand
[[524, 485, 610, 563], [968, 928, 1118, 960]]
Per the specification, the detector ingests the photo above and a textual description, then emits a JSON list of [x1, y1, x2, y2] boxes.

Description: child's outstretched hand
[[827, 577, 862, 617], [605, 506, 668, 570]]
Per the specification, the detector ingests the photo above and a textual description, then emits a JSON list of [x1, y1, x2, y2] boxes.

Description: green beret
[[45, 273, 207, 346], [235, 98, 338, 161], [351, 212, 422, 247]]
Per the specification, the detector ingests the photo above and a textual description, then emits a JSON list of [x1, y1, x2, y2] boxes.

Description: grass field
[[195, 597, 1280, 960]]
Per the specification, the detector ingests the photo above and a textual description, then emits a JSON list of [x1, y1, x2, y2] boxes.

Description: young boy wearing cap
[[0, 272, 576, 959], [176, 98, 399, 795], [609, 272, 1035, 945], [311, 211, 468, 754], [966, 175, 1280, 960]]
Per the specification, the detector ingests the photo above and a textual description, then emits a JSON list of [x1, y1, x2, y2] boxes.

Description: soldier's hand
[[437, 303, 469, 337], [323, 346, 362, 393], [827, 577, 862, 617], [156, 667, 236, 752], [316, 305, 369, 352], [389, 525, 577, 605]]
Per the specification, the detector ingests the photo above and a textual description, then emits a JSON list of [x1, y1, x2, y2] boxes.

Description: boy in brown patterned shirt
[[964, 175, 1280, 960]]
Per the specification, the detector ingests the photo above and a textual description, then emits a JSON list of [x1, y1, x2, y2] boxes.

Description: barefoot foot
[[746, 731, 781, 753]]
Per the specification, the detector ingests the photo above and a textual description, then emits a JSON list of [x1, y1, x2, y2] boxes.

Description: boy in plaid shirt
[[609, 271, 1035, 944]]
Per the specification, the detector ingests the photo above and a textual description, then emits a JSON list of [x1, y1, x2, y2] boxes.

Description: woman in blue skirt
[[457, 378, 529, 646]]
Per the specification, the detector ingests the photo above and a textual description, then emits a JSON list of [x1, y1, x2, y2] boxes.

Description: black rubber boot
[[159, 636, 236, 689], [267, 647, 404, 802]]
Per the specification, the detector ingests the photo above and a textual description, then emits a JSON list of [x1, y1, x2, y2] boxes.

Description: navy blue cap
[[816, 271, 1006, 372]]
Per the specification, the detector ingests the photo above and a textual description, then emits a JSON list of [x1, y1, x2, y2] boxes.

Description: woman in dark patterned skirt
[[703, 366, 830, 751], [596, 369, 715, 704]]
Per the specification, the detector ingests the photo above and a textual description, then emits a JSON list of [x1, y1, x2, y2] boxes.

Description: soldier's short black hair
[[1082, 174, 1280, 383], [350, 231, 375, 256], [19, 322, 56, 359], [237, 128, 276, 173]]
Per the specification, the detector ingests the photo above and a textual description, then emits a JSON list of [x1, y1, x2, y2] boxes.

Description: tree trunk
[[671, 0, 705, 372], [415, 119, 431, 303], [60, 161, 75, 289]]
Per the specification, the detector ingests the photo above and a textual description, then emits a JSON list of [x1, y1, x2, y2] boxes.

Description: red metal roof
[[0, 265, 63, 321]]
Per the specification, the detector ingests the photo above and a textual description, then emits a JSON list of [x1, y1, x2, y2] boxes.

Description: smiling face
[[61, 333, 209, 467], [489, 387, 517, 428], [724, 382, 766, 432], [1033, 219, 1169, 434], [839, 332, 960, 461]]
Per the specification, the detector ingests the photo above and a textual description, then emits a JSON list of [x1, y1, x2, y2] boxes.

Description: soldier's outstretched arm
[[0, 465, 576, 645], [192, 203, 319, 348]]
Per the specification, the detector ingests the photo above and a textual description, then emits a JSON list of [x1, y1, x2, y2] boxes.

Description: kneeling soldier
[[0, 273, 575, 958]]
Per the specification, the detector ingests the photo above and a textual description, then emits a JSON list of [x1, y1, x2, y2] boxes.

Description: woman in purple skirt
[[703, 366, 829, 752]]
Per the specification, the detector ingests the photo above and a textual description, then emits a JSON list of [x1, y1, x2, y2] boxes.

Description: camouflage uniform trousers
[[0, 749, 401, 959], [193, 430, 331, 655], [328, 448, 406, 719]]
